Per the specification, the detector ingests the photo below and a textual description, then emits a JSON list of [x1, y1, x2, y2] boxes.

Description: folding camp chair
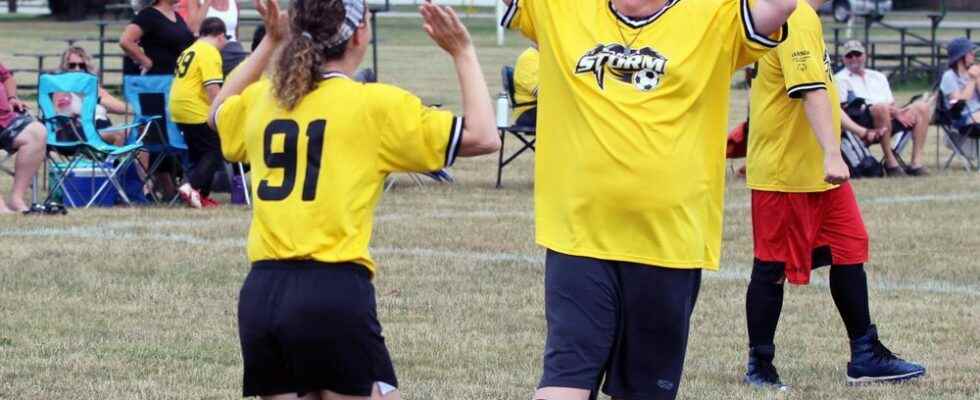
[[122, 75, 188, 203], [496, 65, 536, 188], [123, 75, 252, 206], [38, 72, 150, 207], [841, 95, 915, 170], [935, 91, 980, 171]]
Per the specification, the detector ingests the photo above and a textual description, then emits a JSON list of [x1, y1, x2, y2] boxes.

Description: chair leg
[[496, 129, 506, 188]]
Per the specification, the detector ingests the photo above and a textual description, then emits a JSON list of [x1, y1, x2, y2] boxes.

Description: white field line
[[1, 223, 976, 296], [373, 247, 980, 297]]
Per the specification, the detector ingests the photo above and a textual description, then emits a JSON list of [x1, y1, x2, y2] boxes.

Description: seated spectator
[[56, 46, 134, 146], [940, 37, 980, 128], [0, 61, 47, 213], [512, 46, 538, 127], [835, 40, 933, 176], [169, 17, 228, 209]]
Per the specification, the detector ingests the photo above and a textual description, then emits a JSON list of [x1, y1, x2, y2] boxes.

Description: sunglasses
[[67, 62, 87, 70]]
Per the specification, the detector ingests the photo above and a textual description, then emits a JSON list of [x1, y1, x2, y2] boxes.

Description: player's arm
[[803, 89, 849, 184], [205, 83, 221, 103], [209, 0, 284, 131], [422, 2, 499, 156], [749, 0, 796, 36]]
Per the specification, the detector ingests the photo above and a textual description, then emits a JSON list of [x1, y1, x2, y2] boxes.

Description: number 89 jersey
[[215, 74, 464, 275], [170, 40, 224, 124]]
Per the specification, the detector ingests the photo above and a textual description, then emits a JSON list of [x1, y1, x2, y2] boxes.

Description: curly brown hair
[[273, 0, 350, 110]]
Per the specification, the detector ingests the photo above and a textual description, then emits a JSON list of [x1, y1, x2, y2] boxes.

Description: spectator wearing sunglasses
[[56, 46, 134, 146], [835, 40, 934, 176]]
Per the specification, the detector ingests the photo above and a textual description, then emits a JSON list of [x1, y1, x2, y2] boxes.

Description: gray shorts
[[0, 114, 36, 153]]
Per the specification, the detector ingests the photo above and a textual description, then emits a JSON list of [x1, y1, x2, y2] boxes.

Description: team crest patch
[[575, 44, 668, 92]]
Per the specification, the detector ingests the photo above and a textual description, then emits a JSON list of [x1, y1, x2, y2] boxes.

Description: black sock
[[746, 259, 785, 348], [829, 264, 872, 340]]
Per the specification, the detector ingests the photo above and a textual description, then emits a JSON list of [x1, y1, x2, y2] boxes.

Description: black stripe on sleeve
[[203, 79, 224, 87], [500, 0, 519, 28], [741, 0, 787, 48], [444, 117, 464, 167], [787, 82, 827, 98]]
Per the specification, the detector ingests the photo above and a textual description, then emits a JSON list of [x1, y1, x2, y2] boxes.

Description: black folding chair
[[936, 91, 980, 171], [496, 65, 536, 188]]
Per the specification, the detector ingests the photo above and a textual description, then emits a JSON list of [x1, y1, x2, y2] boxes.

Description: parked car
[[819, 0, 892, 23]]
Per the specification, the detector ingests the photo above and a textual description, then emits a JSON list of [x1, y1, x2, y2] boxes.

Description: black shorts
[[539, 250, 702, 400], [0, 114, 36, 153], [238, 260, 397, 398]]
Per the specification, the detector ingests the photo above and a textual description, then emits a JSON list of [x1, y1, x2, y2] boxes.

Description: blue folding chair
[[38, 72, 150, 207], [123, 74, 191, 202]]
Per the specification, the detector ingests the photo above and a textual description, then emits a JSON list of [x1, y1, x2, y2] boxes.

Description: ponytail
[[272, 0, 350, 110]]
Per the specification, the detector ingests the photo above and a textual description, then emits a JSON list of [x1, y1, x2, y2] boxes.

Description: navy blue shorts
[[238, 260, 397, 398], [539, 250, 702, 400]]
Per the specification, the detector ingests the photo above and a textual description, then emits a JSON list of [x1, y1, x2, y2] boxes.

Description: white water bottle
[[496, 92, 510, 128]]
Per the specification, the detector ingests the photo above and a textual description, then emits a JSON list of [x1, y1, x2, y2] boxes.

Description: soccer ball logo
[[632, 69, 661, 92]]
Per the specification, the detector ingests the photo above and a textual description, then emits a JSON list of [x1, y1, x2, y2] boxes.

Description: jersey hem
[[747, 183, 838, 193], [538, 239, 719, 271]]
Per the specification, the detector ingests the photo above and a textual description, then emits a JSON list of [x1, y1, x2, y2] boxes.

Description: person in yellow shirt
[[169, 16, 227, 208], [207, 0, 498, 398], [744, 0, 924, 389], [511, 46, 538, 126], [500, 0, 795, 398]]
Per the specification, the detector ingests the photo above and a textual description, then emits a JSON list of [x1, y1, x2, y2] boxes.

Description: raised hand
[[420, 1, 473, 58], [254, 0, 288, 43]]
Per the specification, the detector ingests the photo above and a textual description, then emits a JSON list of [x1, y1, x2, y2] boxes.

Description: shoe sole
[[743, 376, 790, 391], [846, 370, 925, 384]]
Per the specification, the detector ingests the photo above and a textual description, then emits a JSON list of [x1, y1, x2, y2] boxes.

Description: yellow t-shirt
[[170, 40, 224, 124], [214, 74, 463, 275], [747, 0, 840, 193], [512, 47, 539, 121], [502, 0, 786, 269]]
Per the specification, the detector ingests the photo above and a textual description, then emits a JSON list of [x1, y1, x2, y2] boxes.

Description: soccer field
[[1, 13, 980, 400]]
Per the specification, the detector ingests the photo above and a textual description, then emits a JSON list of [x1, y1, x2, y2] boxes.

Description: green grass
[[2, 13, 980, 400]]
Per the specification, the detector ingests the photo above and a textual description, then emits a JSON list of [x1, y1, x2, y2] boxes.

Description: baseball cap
[[947, 37, 977, 67], [842, 40, 865, 55], [325, 0, 368, 47]]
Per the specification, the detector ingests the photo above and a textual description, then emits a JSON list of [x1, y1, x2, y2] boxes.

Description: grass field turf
[[1, 11, 980, 400]]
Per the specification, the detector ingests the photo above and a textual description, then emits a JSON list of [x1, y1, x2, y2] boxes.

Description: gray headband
[[324, 0, 367, 48]]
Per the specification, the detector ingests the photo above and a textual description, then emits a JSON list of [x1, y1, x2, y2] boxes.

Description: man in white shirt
[[835, 40, 933, 176]]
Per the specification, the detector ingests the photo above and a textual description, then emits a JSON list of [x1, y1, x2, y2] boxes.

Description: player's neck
[[323, 60, 358, 78], [611, 0, 667, 19], [807, 0, 826, 9]]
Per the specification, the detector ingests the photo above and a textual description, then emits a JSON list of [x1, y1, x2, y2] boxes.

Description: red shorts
[[751, 182, 869, 285]]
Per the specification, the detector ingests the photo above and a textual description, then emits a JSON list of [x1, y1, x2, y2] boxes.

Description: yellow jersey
[[512, 47, 539, 121], [502, 0, 786, 269], [170, 40, 224, 124], [214, 74, 463, 275], [747, 0, 840, 193]]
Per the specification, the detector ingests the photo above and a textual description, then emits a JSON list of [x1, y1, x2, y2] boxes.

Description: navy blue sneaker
[[744, 345, 790, 391], [847, 325, 926, 384]]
